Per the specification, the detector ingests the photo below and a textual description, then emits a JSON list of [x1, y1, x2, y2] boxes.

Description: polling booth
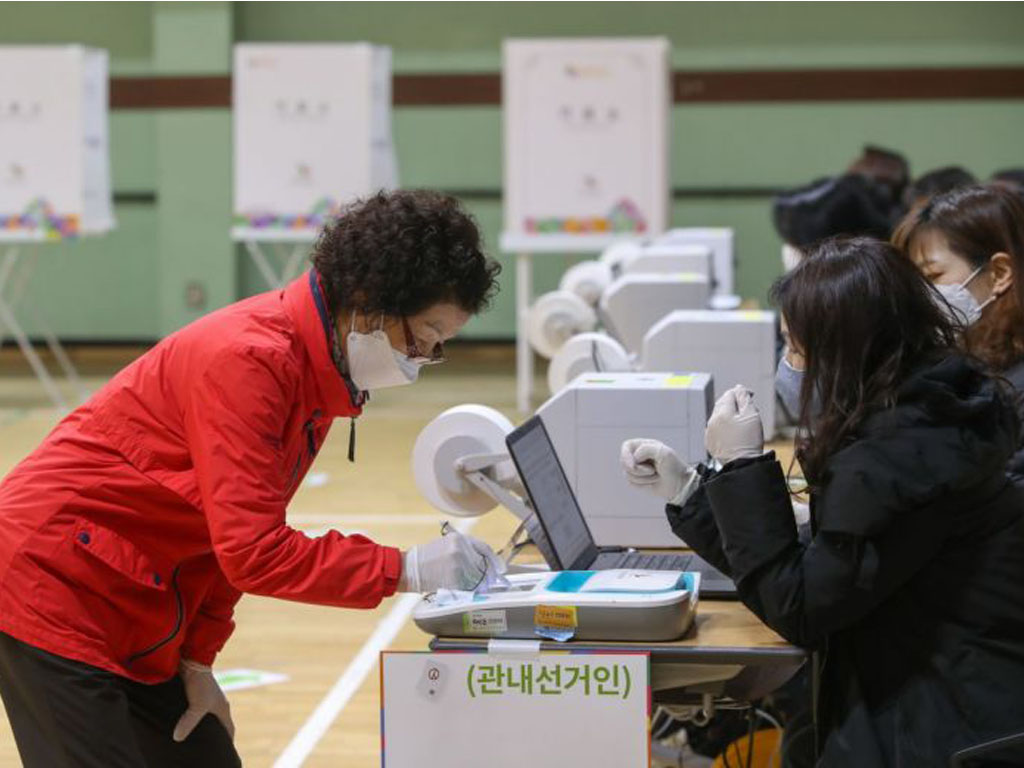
[[0, 45, 114, 408], [501, 36, 671, 412], [231, 43, 398, 288]]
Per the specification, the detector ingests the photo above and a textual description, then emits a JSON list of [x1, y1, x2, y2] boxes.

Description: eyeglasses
[[401, 316, 446, 365]]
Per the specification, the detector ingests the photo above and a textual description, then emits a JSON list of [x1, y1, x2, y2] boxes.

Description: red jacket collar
[[282, 270, 364, 418]]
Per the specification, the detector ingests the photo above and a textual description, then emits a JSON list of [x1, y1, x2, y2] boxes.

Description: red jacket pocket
[[72, 522, 169, 591]]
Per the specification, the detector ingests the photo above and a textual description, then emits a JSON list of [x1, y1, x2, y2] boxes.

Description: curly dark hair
[[311, 189, 501, 317]]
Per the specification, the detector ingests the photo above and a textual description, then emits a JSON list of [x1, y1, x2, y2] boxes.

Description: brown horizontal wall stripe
[[393, 73, 500, 105], [673, 68, 1024, 102], [110, 76, 232, 109], [109, 68, 1024, 110]]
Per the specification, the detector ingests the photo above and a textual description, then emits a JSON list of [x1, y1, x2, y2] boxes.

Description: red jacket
[[0, 271, 401, 683]]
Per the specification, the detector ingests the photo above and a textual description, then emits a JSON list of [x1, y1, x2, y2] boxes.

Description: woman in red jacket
[[0, 190, 502, 767]]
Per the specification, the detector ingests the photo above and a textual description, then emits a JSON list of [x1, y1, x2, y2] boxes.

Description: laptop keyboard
[[596, 552, 694, 571]]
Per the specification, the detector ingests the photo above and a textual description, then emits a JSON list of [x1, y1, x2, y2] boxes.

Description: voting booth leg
[[281, 243, 308, 285], [0, 246, 69, 410], [243, 241, 309, 291], [516, 251, 533, 414], [13, 245, 88, 403]]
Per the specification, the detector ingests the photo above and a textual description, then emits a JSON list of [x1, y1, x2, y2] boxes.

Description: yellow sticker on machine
[[665, 375, 694, 388], [738, 310, 767, 320], [534, 604, 578, 629]]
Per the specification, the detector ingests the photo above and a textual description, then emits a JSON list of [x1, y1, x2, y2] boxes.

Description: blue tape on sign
[[535, 626, 575, 642], [546, 571, 596, 593]]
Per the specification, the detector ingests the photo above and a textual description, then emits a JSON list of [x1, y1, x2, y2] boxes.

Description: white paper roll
[[558, 260, 612, 306], [598, 240, 645, 272], [412, 405, 517, 517], [546, 332, 632, 394], [526, 290, 597, 359]]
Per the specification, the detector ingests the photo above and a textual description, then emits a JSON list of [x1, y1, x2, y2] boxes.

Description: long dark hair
[[893, 184, 1024, 371], [770, 236, 960, 485]]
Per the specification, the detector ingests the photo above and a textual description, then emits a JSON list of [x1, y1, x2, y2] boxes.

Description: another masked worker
[[895, 183, 1024, 483], [621, 237, 1024, 766], [0, 190, 503, 767]]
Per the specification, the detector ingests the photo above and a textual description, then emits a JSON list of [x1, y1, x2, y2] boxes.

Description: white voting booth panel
[[600, 273, 711, 354], [658, 228, 735, 297], [232, 43, 396, 240], [642, 310, 778, 439], [0, 46, 113, 237], [503, 38, 669, 238], [538, 372, 712, 548], [382, 652, 649, 768], [0, 46, 111, 410]]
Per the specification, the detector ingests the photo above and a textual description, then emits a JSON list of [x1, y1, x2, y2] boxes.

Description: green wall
[[3, 2, 1024, 340]]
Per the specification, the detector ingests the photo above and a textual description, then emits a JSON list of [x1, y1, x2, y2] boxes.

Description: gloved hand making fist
[[619, 438, 700, 506], [398, 526, 506, 593], [173, 659, 234, 743], [705, 385, 765, 465]]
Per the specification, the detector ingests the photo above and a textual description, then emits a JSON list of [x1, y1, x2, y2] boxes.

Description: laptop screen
[[505, 416, 599, 570]]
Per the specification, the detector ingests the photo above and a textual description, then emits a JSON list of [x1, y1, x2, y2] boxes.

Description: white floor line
[[272, 518, 476, 768]]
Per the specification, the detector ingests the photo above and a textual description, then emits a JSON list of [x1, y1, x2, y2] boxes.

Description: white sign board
[[0, 46, 114, 239], [381, 652, 650, 768], [503, 38, 670, 242], [232, 43, 398, 239]]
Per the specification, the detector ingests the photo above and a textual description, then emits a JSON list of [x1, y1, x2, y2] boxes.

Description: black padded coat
[[668, 355, 1024, 766]]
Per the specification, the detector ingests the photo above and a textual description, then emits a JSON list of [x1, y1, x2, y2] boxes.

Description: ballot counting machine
[[621, 243, 713, 280], [412, 371, 712, 553], [526, 270, 710, 362], [597, 229, 735, 298], [600, 272, 712, 355], [537, 372, 713, 548], [545, 310, 778, 438], [412, 570, 700, 642], [641, 309, 778, 439], [658, 227, 736, 298], [528, 238, 720, 363], [539, 272, 713, 393]]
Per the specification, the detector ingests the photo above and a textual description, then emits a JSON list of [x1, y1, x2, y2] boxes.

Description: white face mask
[[781, 244, 803, 273], [933, 267, 995, 327], [346, 314, 423, 391]]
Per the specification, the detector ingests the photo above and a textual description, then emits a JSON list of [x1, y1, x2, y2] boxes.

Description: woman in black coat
[[621, 237, 1024, 766]]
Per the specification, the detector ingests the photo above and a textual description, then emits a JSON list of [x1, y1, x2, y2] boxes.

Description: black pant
[[0, 633, 241, 768]]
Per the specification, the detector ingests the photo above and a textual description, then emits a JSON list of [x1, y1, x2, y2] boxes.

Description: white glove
[[398, 527, 506, 593], [620, 438, 699, 506], [705, 385, 765, 465], [173, 659, 234, 742]]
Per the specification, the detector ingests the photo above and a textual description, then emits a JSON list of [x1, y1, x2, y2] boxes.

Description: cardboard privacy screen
[[0, 46, 114, 239], [232, 43, 398, 238], [503, 38, 670, 240]]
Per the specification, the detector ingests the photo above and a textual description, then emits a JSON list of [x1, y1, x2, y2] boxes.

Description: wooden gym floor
[[0, 343, 528, 767]]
